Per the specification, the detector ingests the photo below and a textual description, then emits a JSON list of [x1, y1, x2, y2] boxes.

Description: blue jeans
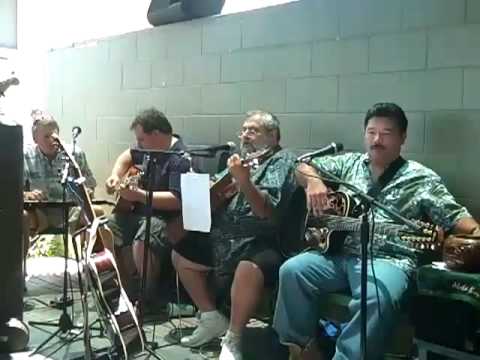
[[273, 251, 410, 360]]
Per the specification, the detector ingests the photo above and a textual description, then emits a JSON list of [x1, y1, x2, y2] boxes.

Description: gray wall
[[47, 0, 480, 217]]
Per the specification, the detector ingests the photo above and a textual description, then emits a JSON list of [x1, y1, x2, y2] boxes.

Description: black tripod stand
[[133, 149, 187, 360], [305, 160, 425, 360], [29, 162, 79, 356]]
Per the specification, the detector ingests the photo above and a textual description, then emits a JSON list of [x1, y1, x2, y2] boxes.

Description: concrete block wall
[[47, 0, 480, 217]]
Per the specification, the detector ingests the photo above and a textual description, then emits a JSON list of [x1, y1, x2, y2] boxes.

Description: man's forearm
[[135, 189, 182, 211], [296, 162, 326, 188], [239, 180, 273, 219], [111, 149, 133, 178]]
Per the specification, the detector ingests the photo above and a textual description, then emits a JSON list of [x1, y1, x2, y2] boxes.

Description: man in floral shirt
[[172, 110, 297, 360], [23, 111, 97, 258], [273, 103, 480, 360]]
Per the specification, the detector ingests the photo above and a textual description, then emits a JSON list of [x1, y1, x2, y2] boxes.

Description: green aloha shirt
[[311, 152, 471, 273], [210, 147, 297, 273], [24, 144, 97, 201]]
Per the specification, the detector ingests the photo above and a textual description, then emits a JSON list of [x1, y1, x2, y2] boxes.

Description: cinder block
[[184, 55, 220, 85], [123, 61, 151, 90], [85, 94, 137, 118], [221, 51, 264, 82], [241, 81, 286, 113], [263, 44, 311, 79], [242, 2, 314, 48], [219, 115, 246, 144], [277, 113, 312, 149], [464, 68, 480, 109], [428, 25, 480, 68], [370, 32, 427, 72], [467, 0, 480, 24], [137, 28, 168, 61], [203, 16, 242, 54], [152, 58, 183, 87], [183, 116, 221, 145], [310, 113, 364, 151], [286, 77, 338, 112], [402, 0, 465, 29], [339, 0, 403, 37], [108, 33, 137, 63], [339, 69, 462, 112], [312, 38, 368, 76], [201, 83, 242, 114], [166, 23, 202, 59], [135, 89, 168, 113], [97, 116, 134, 143], [166, 86, 202, 115]]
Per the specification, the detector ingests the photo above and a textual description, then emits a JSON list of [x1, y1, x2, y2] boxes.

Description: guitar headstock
[[399, 221, 441, 251]]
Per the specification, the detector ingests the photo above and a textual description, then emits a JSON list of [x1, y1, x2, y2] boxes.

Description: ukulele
[[166, 147, 274, 243], [0, 77, 19, 97], [53, 135, 145, 358]]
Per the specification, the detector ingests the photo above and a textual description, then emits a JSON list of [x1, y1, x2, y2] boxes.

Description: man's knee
[[235, 260, 264, 283]]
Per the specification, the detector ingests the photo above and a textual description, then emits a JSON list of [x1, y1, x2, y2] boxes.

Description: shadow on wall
[[147, 0, 225, 26]]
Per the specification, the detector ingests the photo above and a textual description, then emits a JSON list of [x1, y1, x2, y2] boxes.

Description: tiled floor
[[14, 257, 285, 360]]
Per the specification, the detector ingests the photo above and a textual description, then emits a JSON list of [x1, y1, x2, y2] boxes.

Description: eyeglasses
[[237, 127, 262, 137]]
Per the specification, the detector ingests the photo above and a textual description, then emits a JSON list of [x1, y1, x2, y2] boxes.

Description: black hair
[[364, 102, 408, 133], [130, 108, 172, 135]]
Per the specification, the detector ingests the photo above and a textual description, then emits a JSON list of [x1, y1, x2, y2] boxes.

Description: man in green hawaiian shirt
[[273, 102, 480, 360], [172, 110, 297, 360], [22, 111, 97, 258]]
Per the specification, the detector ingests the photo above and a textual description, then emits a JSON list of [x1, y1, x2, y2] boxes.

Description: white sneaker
[[219, 330, 242, 360], [180, 310, 229, 347]]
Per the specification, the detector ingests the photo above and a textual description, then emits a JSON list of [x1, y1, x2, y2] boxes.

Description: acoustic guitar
[[112, 166, 142, 213], [304, 191, 439, 254], [53, 135, 145, 358]]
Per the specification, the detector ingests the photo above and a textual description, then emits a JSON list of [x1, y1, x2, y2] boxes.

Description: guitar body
[[53, 137, 144, 358], [85, 247, 144, 358], [113, 166, 142, 213], [305, 191, 439, 254], [305, 191, 355, 254]]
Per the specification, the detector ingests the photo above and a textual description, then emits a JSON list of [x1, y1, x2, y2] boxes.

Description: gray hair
[[31, 110, 59, 138], [245, 110, 281, 142]]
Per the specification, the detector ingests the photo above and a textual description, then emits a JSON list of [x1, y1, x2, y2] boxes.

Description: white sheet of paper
[[181, 173, 211, 232]]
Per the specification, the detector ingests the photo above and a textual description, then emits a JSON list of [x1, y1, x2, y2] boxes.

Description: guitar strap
[[367, 156, 406, 199]]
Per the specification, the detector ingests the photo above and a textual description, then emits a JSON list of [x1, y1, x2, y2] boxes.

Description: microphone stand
[[302, 159, 423, 360]]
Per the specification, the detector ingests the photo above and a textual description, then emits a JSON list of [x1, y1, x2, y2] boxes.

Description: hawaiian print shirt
[[211, 148, 297, 273], [24, 144, 96, 201], [312, 152, 471, 273]]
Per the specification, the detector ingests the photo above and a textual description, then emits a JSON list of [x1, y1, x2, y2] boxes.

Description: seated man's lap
[[108, 212, 171, 257]]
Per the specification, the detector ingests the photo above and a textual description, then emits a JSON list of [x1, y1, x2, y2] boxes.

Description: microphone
[[72, 126, 82, 139], [297, 142, 344, 162], [204, 141, 236, 153]]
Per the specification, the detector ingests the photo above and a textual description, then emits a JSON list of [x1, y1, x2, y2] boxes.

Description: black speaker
[[147, 0, 225, 26], [0, 123, 24, 323]]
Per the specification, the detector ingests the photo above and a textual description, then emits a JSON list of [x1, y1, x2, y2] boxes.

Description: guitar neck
[[311, 214, 406, 237]]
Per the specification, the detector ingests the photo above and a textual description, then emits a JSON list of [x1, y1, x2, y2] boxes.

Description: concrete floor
[[14, 257, 286, 360]]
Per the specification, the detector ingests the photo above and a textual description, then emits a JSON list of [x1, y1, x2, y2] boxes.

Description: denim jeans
[[273, 251, 410, 360]]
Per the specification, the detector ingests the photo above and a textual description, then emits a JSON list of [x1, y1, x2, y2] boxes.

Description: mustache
[[370, 144, 385, 150]]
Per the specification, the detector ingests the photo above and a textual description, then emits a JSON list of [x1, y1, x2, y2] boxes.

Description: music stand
[[304, 159, 424, 360], [131, 148, 186, 360], [28, 162, 81, 356]]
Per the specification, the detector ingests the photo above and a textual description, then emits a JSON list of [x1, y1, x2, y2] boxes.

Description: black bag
[[147, 0, 225, 26]]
